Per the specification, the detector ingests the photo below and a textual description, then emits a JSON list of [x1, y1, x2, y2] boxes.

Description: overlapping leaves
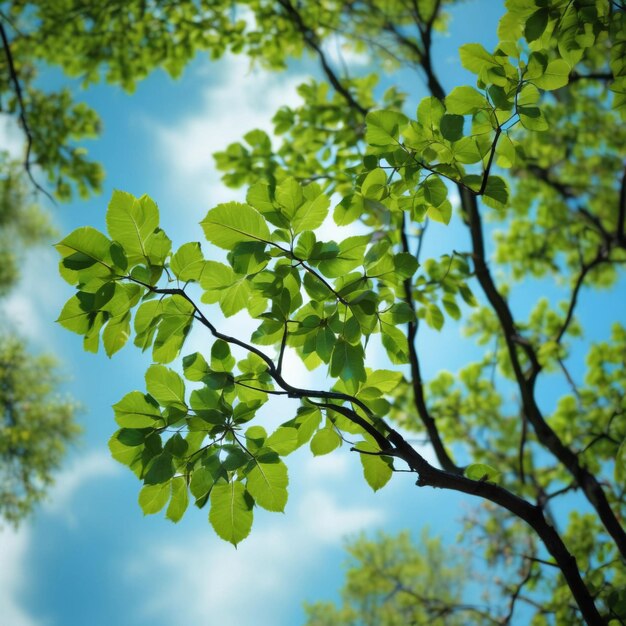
[[56, 187, 418, 543]]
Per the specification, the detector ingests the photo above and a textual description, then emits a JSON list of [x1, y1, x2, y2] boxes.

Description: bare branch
[[276, 0, 367, 116], [554, 250, 608, 345]]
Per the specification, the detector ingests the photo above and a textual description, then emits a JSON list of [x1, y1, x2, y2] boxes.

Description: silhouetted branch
[[0, 21, 54, 201]]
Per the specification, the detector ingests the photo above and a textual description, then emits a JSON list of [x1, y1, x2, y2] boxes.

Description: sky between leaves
[[3, 1, 603, 624]]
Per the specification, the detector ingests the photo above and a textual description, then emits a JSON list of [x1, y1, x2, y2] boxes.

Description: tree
[[303, 530, 472, 626], [0, 160, 80, 525], [5, 0, 625, 623], [0, 334, 80, 525]]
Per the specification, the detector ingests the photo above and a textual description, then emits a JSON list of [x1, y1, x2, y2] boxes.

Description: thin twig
[[0, 21, 54, 201], [276, 0, 367, 116], [554, 251, 607, 345]]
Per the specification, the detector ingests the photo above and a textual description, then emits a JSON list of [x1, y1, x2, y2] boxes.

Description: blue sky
[[7, 1, 617, 624]]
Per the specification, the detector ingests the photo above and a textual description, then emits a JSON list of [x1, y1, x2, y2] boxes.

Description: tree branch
[[461, 187, 626, 560], [384, 425, 605, 625], [501, 562, 534, 625], [0, 21, 54, 201], [400, 213, 463, 474], [618, 163, 626, 246], [276, 0, 367, 116], [479, 126, 502, 196], [554, 249, 608, 345]]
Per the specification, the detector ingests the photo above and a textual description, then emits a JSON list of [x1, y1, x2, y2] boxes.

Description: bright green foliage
[[304, 531, 471, 626], [0, 335, 80, 525], [50, 0, 626, 622]]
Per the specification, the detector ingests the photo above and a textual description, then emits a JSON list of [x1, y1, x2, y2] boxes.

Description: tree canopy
[[3, 0, 626, 623], [0, 161, 80, 525], [304, 530, 472, 626]]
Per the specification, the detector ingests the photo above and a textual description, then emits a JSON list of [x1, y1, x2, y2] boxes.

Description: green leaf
[[109, 433, 142, 467], [359, 370, 403, 399], [145, 364, 187, 411], [152, 298, 194, 363], [465, 463, 500, 483], [246, 458, 289, 512], [265, 427, 299, 455], [144, 452, 175, 484], [292, 191, 330, 235], [102, 311, 131, 357], [495, 135, 516, 168], [106, 191, 160, 264], [445, 86, 489, 115], [380, 324, 409, 364], [310, 427, 341, 456], [275, 177, 304, 217], [57, 294, 93, 335], [425, 304, 444, 330], [138, 482, 170, 515], [166, 477, 189, 523], [200, 260, 236, 294], [113, 391, 162, 428], [182, 352, 210, 381], [524, 8, 549, 43], [318, 235, 369, 278], [247, 180, 275, 210], [394, 253, 419, 278], [200, 260, 256, 318], [426, 201, 452, 225], [288, 407, 322, 446], [361, 168, 387, 201], [533, 59, 570, 91], [482, 176, 509, 209], [330, 338, 366, 385], [134, 299, 163, 351], [211, 340, 236, 372], [189, 454, 225, 504], [56, 227, 115, 283], [365, 109, 408, 146], [417, 97, 444, 129], [209, 481, 254, 546], [518, 106, 549, 131], [117, 428, 147, 447], [201, 202, 271, 250], [442, 296, 462, 320], [170, 242, 206, 282], [145, 228, 171, 267], [451, 137, 482, 164], [440, 114, 464, 141], [357, 441, 393, 491], [517, 84, 540, 107], [423, 175, 447, 207], [459, 43, 496, 74], [190, 465, 217, 502], [229, 241, 269, 275]]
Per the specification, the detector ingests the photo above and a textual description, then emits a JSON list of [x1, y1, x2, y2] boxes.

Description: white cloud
[[0, 113, 23, 158], [0, 247, 65, 349], [127, 481, 383, 626], [303, 451, 350, 480], [297, 488, 383, 543], [151, 54, 306, 213], [43, 449, 121, 525], [322, 34, 370, 68], [0, 527, 41, 626]]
